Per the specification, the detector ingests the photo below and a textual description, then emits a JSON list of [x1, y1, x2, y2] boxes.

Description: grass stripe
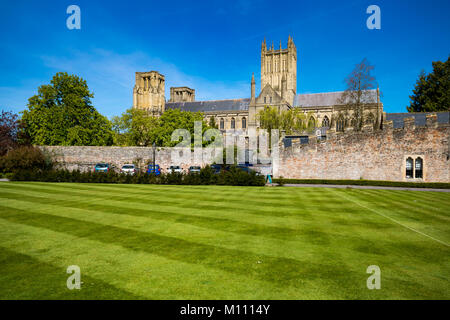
[[0, 246, 143, 299], [339, 188, 450, 241], [0, 219, 325, 299], [333, 189, 450, 247], [0, 188, 313, 235], [0, 182, 381, 229], [0, 182, 342, 217], [1, 182, 449, 299], [0, 186, 322, 229], [0, 204, 372, 293], [0, 187, 403, 249], [1, 195, 417, 266]]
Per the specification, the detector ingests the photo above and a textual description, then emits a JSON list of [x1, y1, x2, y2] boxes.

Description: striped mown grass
[[0, 182, 449, 299]]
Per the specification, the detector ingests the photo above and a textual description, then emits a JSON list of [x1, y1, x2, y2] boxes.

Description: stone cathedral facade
[[133, 37, 383, 135]]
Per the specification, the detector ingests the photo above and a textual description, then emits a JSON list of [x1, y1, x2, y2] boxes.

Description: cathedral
[[133, 36, 383, 135]]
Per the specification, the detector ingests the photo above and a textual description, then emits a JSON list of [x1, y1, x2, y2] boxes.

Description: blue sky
[[0, 0, 449, 117]]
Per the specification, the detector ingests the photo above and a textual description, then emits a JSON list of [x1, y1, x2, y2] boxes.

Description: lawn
[[0, 182, 449, 299]]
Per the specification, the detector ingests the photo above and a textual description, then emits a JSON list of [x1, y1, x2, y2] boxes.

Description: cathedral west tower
[[133, 71, 165, 116]]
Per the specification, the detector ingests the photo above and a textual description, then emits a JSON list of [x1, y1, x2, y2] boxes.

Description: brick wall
[[278, 117, 450, 182]]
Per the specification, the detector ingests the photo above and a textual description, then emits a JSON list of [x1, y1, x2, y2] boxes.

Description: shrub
[[9, 167, 266, 186], [199, 165, 217, 185], [1, 146, 53, 173]]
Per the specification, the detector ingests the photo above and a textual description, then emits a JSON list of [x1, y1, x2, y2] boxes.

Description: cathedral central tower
[[260, 36, 297, 105]]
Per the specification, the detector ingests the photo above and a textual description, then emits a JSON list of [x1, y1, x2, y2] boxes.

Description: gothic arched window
[[336, 116, 345, 132], [322, 116, 330, 128], [415, 157, 423, 179], [406, 157, 414, 178], [308, 117, 316, 129], [220, 118, 224, 130], [366, 113, 375, 124], [231, 118, 235, 130], [242, 117, 247, 129]]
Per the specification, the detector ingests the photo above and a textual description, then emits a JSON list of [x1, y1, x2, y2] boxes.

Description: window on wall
[[336, 117, 345, 132], [231, 118, 235, 130], [264, 97, 266, 104], [406, 157, 414, 178], [220, 118, 224, 130], [322, 116, 330, 128], [242, 117, 247, 129], [415, 157, 423, 179], [270, 96, 272, 103], [365, 113, 375, 124]]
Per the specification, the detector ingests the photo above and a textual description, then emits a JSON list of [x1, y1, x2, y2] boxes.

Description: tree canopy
[[21, 72, 113, 146], [112, 108, 213, 147], [258, 106, 315, 135], [407, 56, 450, 112], [0, 110, 20, 156]]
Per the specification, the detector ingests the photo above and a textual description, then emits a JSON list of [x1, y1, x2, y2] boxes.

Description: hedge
[[272, 178, 450, 189], [9, 166, 266, 187]]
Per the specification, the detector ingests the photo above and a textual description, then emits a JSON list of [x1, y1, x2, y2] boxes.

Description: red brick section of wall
[[278, 119, 449, 182]]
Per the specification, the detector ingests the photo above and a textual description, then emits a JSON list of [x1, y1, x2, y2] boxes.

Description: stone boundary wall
[[40, 115, 450, 182], [278, 115, 450, 182], [39, 146, 219, 173]]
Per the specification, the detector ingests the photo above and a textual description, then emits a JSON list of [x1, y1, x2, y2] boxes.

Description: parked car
[[236, 165, 262, 176], [188, 166, 201, 174], [210, 164, 222, 174], [147, 164, 161, 175], [94, 163, 110, 173], [168, 165, 183, 173], [120, 164, 137, 175]]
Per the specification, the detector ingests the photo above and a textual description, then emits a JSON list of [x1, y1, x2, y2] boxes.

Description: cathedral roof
[[165, 98, 250, 113], [294, 90, 378, 107]]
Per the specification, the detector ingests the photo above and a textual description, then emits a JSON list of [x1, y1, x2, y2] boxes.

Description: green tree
[[21, 72, 113, 146], [112, 108, 212, 147], [112, 108, 159, 146], [258, 106, 281, 134], [258, 106, 315, 135], [407, 56, 450, 112], [209, 115, 218, 129]]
